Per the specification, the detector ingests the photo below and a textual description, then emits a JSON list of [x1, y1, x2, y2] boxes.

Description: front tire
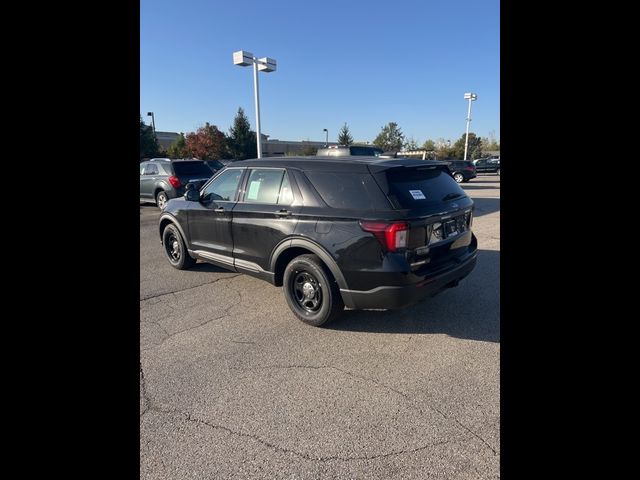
[[497, 168, 500, 176], [283, 254, 344, 327], [453, 173, 464, 183], [162, 224, 196, 270]]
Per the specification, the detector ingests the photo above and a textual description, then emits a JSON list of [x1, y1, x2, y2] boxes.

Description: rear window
[[172, 161, 213, 176], [381, 167, 466, 209], [304, 172, 390, 210]]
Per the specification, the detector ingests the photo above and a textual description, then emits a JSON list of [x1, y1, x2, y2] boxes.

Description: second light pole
[[323, 128, 328, 147], [463, 92, 477, 161], [233, 50, 277, 158]]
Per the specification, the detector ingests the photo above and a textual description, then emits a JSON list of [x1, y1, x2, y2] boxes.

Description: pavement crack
[[426, 404, 498, 456], [227, 364, 498, 456], [183, 412, 453, 462], [141, 290, 241, 352], [140, 274, 242, 301]]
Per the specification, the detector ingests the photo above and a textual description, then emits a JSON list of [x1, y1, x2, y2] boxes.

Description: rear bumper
[[339, 251, 477, 310]]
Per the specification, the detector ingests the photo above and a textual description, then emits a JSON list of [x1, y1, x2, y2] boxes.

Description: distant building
[[155, 131, 181, 151]]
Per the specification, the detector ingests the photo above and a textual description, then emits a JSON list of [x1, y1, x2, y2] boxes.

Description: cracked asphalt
[[140, 174, 500, 479]]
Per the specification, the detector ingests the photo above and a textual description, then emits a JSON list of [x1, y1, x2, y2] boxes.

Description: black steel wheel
[[283, 254, 344, 327], [162, 224, 195, 270]]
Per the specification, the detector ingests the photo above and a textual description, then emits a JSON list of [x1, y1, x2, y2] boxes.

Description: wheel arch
[[270, 238, 348, 290], [158, 213, 188, 246]]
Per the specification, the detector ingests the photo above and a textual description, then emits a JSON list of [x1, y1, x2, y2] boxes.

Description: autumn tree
[[227, 107, 257, 160], [140, 116, 159, 159], [373, 122, 405, 151], [337, 123, 354, 146], [184, 122, 230, 160]]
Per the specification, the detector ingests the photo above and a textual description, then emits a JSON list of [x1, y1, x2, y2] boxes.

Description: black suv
[[140, 158, 214, 208], [473, 158, 500, 176], [446, 160, 477, 183], [158, 157, 478, 326]]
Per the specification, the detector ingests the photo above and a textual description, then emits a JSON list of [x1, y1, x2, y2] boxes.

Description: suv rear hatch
[[370, 163, 475, 269], [171, 161, 214, 190]]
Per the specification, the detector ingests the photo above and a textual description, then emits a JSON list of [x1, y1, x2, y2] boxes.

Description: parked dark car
[[140, 158, 214, 209], [473, 158, 500, 176], [205, 159, 226, 174], [446, 160, 477, 183], [158, 156, 478, 326], [316, 145, 384, 157]]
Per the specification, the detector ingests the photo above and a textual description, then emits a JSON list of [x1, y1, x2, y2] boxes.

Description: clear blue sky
[[140, 0, 499, 145]]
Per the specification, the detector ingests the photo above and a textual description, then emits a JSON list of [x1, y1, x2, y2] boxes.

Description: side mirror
[[185, 187, 200, 202]]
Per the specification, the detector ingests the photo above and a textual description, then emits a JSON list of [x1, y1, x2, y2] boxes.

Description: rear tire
[[162, 224, 195, 270], [453, 173, 464, 183], [156, 191, 168, 209], [497, 168, 500, 176], [283, 254, 344, 327]]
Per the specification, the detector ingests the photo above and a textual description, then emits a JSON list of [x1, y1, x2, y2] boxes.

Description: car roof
[[230, 156, 449, 173]]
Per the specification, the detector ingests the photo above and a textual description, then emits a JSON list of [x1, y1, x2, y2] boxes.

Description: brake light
[[168, 175, 181, 188], [465, 166, 475, 171], [360, 221, 409, 252]]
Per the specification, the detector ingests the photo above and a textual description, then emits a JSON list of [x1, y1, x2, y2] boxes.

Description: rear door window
[[244, 169, 286, 204], [143, 164, 158, 175], [304, 172, 390, 210], [381, 167, 466, 208]]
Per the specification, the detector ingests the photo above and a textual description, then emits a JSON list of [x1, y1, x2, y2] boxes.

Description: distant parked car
[[205, 159, 226, 173], [140, 158, 214, 209], [473, 158, 500, 176], [316, 145, 384, 157], [446, 160, 477, 183]]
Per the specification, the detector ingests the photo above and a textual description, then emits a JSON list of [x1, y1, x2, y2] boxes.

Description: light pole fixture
[[147, 112, 156, 135], [323, 128, 328, 147], [233, 50, 277, 158], [463, 92, 477, 161]]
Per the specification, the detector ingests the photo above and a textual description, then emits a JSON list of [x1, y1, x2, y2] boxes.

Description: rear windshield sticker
[[409, 189, 426, 200]]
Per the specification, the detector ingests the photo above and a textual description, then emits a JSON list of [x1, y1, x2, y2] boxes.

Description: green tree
[[185, 122, 230, 160], [372, 122, 405, 151], [422, 139, 436, 151], [227, 107, 257, 160], [337, 123, 354, 146], [140, 116, 159, 159], [403, 136, 419, 151], [167, 133, 187, 158], [452, 132, 483, 160]]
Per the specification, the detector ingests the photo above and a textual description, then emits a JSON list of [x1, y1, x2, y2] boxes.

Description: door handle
[[214, 207, 225, 213], [275, 209, 292, 217]]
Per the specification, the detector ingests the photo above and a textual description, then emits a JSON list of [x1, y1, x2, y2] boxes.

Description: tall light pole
[[323, 128, 328, 147], [146, 112, 156, 135], [233, 51, 277, 158], [463, 92, 477, 161]]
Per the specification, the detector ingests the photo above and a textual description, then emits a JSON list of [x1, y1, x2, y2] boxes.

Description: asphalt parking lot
[[140, 174, 500, 479]]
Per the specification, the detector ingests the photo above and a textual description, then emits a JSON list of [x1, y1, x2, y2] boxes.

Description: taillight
[[168, 175, 181, 188], [465, 166, 475, 171], [360, 221, 409, 252]]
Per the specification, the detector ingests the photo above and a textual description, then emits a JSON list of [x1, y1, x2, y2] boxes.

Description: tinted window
[[201, 169, 243, 203], [304, 172, 390, 210], [206, 160, 225, 171], [143, 164, 158, 175], [140, 163, 146, 175], [245, 169, 285, 204], [382, 167, 466, 208], [172, 161, 213, 177], [349, 146, 383, 156]]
